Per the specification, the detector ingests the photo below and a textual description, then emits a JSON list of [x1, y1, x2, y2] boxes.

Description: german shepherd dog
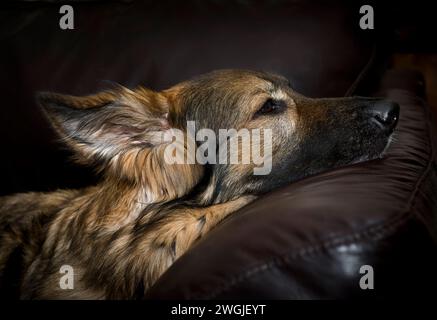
[[0, 70, 399, 299]]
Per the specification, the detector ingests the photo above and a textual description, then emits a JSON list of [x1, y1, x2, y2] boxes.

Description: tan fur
[[0, 72, 264, 299], [0, 69, 394, 299]]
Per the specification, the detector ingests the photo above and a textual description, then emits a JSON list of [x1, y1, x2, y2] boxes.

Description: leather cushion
[[146, 69, 437, 299]]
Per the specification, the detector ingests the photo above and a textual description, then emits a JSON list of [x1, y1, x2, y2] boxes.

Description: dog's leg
[[174, 195, 257, 254], [138, 195, 256, 292]]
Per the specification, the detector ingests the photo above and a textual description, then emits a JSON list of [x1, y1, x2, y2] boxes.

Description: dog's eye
[[255, 99, 286, 117]]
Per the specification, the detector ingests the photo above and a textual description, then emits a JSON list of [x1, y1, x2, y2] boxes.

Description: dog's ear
[[38, 87, 169, 160], [38, 87, 203, 202]]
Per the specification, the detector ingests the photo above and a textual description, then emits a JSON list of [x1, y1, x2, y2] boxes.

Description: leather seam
[[408, 96, 436, 225], [344, 44, 377, 97], [200, 209, 413, 299]]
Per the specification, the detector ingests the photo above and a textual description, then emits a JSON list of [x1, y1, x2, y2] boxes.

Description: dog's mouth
[[380, 132, 397, 157], [366, 99, 400, 157], [247, 98, 401, 194], [297, 99, 400, 174]]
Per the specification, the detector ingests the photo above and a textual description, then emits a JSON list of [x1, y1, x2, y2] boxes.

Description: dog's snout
[[368, 101, 400, 132]]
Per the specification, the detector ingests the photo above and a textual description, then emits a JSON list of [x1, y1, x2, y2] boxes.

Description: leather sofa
[[2, 1, 436, 299]]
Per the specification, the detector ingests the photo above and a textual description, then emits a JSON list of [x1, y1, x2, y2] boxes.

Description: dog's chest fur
[[0, 185, 253, 299]]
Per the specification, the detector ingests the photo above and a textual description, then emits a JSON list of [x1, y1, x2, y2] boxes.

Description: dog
[[0, 70, 399, 299]]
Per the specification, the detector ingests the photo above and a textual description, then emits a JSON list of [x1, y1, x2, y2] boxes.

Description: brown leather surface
[[146, 69, 437, 299]]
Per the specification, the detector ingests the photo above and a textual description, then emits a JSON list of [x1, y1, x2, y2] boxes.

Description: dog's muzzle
[[366, 100, 400, 134]]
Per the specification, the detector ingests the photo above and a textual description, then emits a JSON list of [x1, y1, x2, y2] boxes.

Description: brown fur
[[0, 70, 396, 299]]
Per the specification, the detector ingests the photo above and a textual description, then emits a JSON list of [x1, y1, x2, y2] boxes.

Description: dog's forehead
[[236, 72, 291, 100], [171, 70, 293, 117], [256, 72, 290, 86], [250, 73, 291, 101], [232, 70, 289, 89], [187, 69, 289, 90], [207, 71, 291, 104]]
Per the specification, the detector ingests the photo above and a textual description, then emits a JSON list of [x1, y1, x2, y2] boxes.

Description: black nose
[[368, 100, 400, 132]]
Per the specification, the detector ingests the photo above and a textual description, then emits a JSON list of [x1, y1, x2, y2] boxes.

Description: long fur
[[0, 70, 396, 299]]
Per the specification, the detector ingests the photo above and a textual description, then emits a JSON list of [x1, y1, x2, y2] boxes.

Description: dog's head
[[38, 70, 399, 204]]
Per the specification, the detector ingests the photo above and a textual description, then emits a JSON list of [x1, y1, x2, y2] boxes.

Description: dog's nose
[[368, 100, 400, 132]]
